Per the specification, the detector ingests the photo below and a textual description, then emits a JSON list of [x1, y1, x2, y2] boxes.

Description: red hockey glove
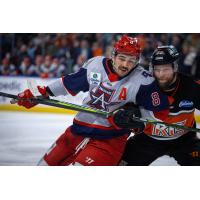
[[17, 86, 47, 109]]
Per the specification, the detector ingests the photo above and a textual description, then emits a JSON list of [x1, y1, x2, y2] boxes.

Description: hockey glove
[[17, 86, 48, 109], [112, 106, 145, 130]]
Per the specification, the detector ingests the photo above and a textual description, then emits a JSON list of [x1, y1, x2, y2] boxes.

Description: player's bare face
[[112, 54, 138, 77], [153, 64, 175, 89]]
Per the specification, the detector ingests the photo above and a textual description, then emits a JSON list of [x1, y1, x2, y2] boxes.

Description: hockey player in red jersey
[[16, 35, 167, 166], [118, 45, 200, 165]]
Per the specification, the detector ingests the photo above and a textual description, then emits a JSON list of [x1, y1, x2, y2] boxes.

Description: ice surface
[[0, 111, 73, 165]]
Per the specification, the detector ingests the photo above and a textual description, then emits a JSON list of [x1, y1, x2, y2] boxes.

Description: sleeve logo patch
[[179, 100, 193, 108], [90, 72, 101, 85]]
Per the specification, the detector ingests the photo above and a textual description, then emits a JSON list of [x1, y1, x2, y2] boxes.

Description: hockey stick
[[0, 91, 110, 118], [1, 91, 200, 133]]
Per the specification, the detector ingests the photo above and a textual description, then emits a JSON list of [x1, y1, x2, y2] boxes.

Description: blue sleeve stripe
[[62, 68, 89, 95]]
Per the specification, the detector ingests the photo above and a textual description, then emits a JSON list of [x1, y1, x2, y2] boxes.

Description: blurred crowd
[[0, 33, 200, 78]]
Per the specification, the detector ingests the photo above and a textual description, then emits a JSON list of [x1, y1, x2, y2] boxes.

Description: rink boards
[[0, 76, 85, 115]]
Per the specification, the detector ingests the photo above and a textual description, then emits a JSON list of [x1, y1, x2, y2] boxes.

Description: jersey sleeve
[[136, 81, 170, 121], [136, 80, 169, 111], [47, 59, 94, 96], [62, 68, 89, 95]]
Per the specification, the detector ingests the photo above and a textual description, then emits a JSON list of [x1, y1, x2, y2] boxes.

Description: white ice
[[0, 111, 198, 166], [0, 111, 73, 165]]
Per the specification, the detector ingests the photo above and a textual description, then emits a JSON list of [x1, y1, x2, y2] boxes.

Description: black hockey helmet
[[151, 45, 179, 66]]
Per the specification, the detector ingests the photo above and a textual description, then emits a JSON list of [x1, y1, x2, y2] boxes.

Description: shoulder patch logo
[[90, 72, 101, 85]]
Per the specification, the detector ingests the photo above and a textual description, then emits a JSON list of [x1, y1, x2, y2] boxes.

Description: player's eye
[[118, 57, 126, 61]]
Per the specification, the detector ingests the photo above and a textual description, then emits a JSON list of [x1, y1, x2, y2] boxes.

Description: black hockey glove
[[112, 106, 145, 130]]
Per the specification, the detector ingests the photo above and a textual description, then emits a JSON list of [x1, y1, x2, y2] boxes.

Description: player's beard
[[157, 73, 177, 91], [157, 80, 172, 90]]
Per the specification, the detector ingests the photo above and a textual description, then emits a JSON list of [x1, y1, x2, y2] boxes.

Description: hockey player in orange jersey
[[117, 45, 200, 165]]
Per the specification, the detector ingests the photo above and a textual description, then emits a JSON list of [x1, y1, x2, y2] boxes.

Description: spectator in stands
[[51, 57, 66, 77], [79, 39, 92, 59], [184, 34, 200, 50], [38, 55, 66, 78], [92, 42, 103, 57], [34, 55, 43, 76], [178, 34, 200, 75], [0, 57, 18, 76], [140, 38, 155, 70], [104, 45, 113, 58], [171, 34, 183, 52], [56, 36, 71, 59], [0, 33, 199, 78], [39, 55, 54, 78], [72, 55, 87, 73], [179, 45, 197, 75], [17, 44, 29, 65], [19, 56, 36, 76], [70, 38, 81, 62]]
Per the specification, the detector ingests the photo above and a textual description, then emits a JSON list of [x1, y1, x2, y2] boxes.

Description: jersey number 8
[[151, 92, 160, 106]]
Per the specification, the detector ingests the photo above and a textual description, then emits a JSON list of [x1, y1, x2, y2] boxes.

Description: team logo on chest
[[179, 100, 194, 108], [88, 83, 119, 111], [152, 120, 186, 137]]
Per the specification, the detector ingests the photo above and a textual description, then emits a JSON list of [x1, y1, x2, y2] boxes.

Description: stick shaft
[[0, 91, 110, 118]]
